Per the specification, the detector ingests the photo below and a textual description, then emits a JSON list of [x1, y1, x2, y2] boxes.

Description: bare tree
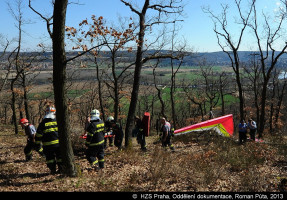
[[243, 53, 261, 124], [218, 71, 231, 116], [29, 0, 129, 176], [29, 0, 78, 177], [92, 52, 106, 121], [18, 53, 42, 123], [203, 0, 255, 121], [72, 15, 138, 123], [169, 23, 187, 129], [273, 75, 287, 130], [200, 66, 221, 119], [121, 0, 184, 147], [152, 59, 167, 119], [268, 71, 287, 133], [6, 0, 27, 134], [52, 0, 81, 177], [248, 2, 287, 138], [99, 19, 136, 122], [0, 35, 12, 92], [183, 84, 208, 121]]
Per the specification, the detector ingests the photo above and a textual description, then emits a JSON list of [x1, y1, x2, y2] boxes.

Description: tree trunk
[[258, 81, 268, 138], [95, 57, 106, 122], [22, 77, 30, 122], [11, 71, 22, 135], [170, 62, 176, 128], [111, 51, 119, 122], [11, 87, 18, 135], [274, 80, 286, 129], [219, 76, 225, 116], [233, 52, 245, 121], [53, 0, 77, 177], [124, 0, 149, 147], [153, 64, 167, 120]]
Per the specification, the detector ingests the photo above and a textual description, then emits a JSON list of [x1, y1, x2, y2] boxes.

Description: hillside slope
[[0, 124, 286, 192]]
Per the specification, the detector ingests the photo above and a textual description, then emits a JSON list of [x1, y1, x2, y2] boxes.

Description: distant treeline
[[1, 50, 287, 68]]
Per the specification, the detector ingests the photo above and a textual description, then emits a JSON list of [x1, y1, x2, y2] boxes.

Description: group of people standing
[[133, 116, 175, 152], [238, 118, 257, 144], [19, 106, 175, 174], [18, 105, 261, 174]]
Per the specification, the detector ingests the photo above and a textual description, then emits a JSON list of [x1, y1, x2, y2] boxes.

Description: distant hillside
[[1, 50, 287, 68], [191, 51, 287, 68]]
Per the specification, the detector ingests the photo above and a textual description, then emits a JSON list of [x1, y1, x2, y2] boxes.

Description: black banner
[[124, 192, 286, 200]]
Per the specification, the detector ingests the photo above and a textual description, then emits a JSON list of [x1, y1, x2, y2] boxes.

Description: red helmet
[[19, 118, 29, 124]]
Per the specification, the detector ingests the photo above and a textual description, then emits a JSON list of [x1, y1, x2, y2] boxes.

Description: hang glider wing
[[174, 114, 234, 137]]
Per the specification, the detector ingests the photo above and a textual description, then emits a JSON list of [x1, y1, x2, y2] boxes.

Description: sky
[[0, 0, 285, 52]]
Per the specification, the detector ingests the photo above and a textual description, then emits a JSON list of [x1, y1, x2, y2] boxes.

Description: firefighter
[[104, 116, 114, 148], [85, 109, 105, 170], [134, 116, 147, 151], [107, 117, 124, 151], [35, 106, 62, 174], [19, 118, 44, 161], [160, 117, 175, 151]]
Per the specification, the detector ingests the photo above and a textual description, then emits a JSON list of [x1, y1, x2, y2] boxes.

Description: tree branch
[[120, 0, 141, 15], [65, 42, 107, 63], [28, 0, 53, 38]]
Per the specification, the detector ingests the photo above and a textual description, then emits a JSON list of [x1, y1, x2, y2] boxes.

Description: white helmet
[[44, 106, 56, 119], [90, 109, 100, 120], [46, 106, 56, 114], [107, 116, 114, 122]]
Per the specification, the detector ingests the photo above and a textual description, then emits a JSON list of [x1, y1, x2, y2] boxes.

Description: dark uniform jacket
[[35, 118, 59, 147], [112, 123, 124, 141], [85, 119, 105, 147], [135, 119, 144, 133], [104, 121, 112, 132]]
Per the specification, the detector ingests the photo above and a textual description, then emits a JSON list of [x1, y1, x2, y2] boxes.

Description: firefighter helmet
[[46, 106, 56, 114], [90, 109, 100, 120], [19, 118, 29, 125], [107, 116, 114, 122], [91, 109, 100, 117]]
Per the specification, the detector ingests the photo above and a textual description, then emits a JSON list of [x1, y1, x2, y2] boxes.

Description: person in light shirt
[[248, 118, 257, 141]]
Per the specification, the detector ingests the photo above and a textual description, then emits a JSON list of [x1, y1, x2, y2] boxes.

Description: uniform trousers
[[239, 131, 247, 144], [43, 145, 62, 173], [86, 144, 105, 168], [162, 134, 175, 150], [24, 139, 44, 161], [249, 129, 257, 140]]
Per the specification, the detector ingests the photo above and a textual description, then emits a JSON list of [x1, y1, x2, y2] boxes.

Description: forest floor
[[0, 123, 287, 192]]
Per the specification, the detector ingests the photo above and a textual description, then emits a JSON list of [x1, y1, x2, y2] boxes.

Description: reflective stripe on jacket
[[85, 120, 105, 147], [35, 118, 59, 147]]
